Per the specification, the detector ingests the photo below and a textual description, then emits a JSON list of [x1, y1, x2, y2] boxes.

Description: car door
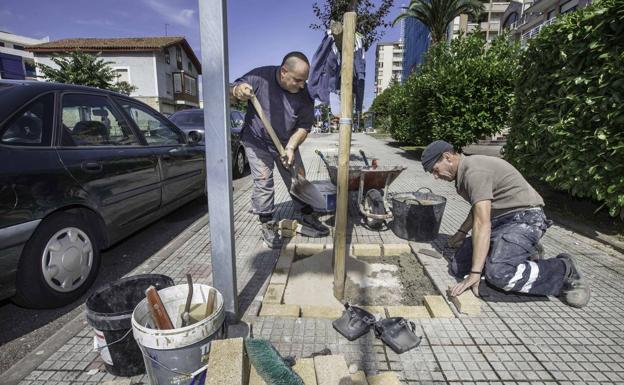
[[55, 92, 161, 234], [114, 98, 204, 208]]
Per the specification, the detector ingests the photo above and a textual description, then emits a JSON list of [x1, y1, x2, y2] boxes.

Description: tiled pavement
[[15, 133, 624, 385]]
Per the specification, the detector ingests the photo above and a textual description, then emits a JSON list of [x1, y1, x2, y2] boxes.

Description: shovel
[[250, 95, 325, 209]]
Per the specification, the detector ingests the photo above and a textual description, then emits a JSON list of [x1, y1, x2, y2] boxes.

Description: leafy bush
[[505, 0, 624, 219], [369, 32, 520, 147]]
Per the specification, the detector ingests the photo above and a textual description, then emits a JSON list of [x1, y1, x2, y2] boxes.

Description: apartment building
[[374, 41, 404, 95], [0, 31, 49, 80]]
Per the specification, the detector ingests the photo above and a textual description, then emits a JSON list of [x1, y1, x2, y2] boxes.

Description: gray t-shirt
[[234, 66, 314, 152], [455, 154, 544, 218]]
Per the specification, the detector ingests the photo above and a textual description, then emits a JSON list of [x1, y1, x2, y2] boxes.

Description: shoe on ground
[[301, 213, 330, 236], [557, 253, 590, 308], [260, 221, 282, 249]]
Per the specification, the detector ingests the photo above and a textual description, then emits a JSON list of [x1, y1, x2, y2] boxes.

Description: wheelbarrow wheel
[[364, 189, 386, 229]]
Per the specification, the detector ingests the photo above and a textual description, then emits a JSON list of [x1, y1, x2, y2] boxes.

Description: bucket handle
[[94, 328, 133, 351], [416, 187, 433, 194]]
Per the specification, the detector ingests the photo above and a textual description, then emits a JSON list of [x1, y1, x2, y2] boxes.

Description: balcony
[[173, 71, 199, 106], [480, 20, 501, 32], [521, 17, 557, 44], [526, 0, 558, 14], [484, 2, 511, 13]]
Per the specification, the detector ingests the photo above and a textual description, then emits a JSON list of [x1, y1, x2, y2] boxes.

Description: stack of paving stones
[[15, 133, 624, 385]]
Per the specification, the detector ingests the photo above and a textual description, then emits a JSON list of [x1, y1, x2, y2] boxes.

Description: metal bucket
[[390, 188, 447, 241], [131, 284, 225, 385]]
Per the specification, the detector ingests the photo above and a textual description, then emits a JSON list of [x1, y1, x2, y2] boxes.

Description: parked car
[[169, 108, 248, 178], [0, 80, 206, 308]]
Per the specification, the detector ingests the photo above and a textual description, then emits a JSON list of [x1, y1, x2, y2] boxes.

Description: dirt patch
[[343, 253, 437, 306]]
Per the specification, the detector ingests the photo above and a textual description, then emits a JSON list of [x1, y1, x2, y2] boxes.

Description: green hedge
[[505, 0, 624, 219], [370, 33, 520, 147]]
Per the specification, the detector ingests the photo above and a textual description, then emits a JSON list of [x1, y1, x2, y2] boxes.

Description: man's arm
[[284, 128, 309, 168], [450, 200, 491, 297], [448, 210, 473, 247]]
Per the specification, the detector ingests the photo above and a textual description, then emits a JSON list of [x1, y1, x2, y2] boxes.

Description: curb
[[3, 213, 209, 385]]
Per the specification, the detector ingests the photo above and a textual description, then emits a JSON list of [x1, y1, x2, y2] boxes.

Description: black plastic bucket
[[390, 188, 447, 241], [86, 274, 174, 377]]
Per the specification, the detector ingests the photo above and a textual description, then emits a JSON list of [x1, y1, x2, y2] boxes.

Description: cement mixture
[[282, 250, 436, 307]]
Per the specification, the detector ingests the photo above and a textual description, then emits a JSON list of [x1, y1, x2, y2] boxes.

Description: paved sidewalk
[[12, 133, 624, 385]]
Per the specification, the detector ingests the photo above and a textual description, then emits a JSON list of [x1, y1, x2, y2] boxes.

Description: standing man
[[231, 52, 329, 249], [421, 140, 590, 308]]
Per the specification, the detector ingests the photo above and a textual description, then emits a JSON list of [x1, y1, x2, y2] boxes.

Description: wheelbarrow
[[316, 149, 406, 228]]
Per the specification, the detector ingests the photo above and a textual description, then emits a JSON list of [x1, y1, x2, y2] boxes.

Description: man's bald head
[[279, 52, 310, 94]]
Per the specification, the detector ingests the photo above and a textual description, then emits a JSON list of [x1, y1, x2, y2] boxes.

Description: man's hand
[[283, 146, 295, 168], [447, 230, 466, 248], [233, 83, 253, 101], [450, 273, 481, 297]]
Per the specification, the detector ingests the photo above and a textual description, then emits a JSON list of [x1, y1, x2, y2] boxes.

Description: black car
[[0, 80, 206, 308], [169, 108, 248, 178]]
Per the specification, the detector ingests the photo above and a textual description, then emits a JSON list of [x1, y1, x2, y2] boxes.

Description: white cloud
[[142, 0, 196, 27]]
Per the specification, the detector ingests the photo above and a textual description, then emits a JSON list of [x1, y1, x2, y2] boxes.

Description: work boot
[[260, 220, 282, 249], [557, 253, 590, 308], [529, 241, 545, 261], [301, 213, 330, 237]]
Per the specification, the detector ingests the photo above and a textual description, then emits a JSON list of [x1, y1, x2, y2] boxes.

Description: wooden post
[[333, 11, 357, 300]]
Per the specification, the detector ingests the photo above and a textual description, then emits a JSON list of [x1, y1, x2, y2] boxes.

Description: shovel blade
[[290, 175, 326, 209]]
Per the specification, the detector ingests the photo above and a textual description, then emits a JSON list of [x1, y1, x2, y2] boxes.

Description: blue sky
[[0, 0, 404, 110]]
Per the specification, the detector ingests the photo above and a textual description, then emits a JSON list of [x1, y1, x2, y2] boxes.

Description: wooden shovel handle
[[146, 286, 174, 330], [250, 95, 286, 158]]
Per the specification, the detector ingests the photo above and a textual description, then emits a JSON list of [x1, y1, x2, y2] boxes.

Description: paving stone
[[447, 287, 481, 315], [259, 304, 301, 317], [205, 338, 247, 385], [360, 306, 387, 318], [382, 243, 411, 256], [301, 305, 344, 319], [293, 357, 317, 385], [269, 268, 289, 285], [424, 295, 454, 318], [314, 354, 352, 385], [351, 370, 369, 385], [386, 306, 430, 319], [352, 244, 382, 257], [296, 243, 326, 257], [367, 371, 401, 385], [263, 284, 285, 304]]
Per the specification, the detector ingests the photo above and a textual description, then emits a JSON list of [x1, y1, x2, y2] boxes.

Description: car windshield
[[170, 110, 204, 126]]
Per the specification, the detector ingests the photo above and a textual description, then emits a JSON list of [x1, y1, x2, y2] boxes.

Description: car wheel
[[13, 212, 101, 308], [233, 148, 246, 178]]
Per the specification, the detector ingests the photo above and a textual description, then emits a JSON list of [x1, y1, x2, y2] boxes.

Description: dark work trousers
[[243, 140, 313, 219], [451, 208, 567, 296]]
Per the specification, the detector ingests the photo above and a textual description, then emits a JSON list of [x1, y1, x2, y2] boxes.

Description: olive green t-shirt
[[455, 154, 544, 218]]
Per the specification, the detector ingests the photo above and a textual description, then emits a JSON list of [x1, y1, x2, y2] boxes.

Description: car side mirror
[[187, 130, 202, 145]]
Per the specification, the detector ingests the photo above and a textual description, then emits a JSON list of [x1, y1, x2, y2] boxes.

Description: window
[[187, 61, 192, 73], [173, 73, 183, 93], [60, 94, 139, 147], [12, 44, 24, 50], [116, 99, 184, 146], [165, 48, 170, 64], [0, 42, 4, 47], [166, 73, 173, 95], [1, 93, 54, 146], [113, 68, 130, 84], [176, 46, 182, 70]]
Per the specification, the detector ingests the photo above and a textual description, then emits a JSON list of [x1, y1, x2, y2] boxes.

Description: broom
[[244, 338, 304, 385]]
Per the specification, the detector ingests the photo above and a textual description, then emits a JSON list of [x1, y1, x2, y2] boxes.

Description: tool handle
[[204, 288, 216, 318], [250, 95, 286, 158], [359, 149, 370, 167], [315, 149, 331, 167], [146, 286, 174, 330]]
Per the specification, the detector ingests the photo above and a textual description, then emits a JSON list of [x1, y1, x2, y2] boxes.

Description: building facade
[[374, 41, 404, 95], [449, 1, 511, 41], [0, 31, 49, 80], [27, 36, 201, 114], [501, 0, 592, 45], [401, 17, 430, 81]]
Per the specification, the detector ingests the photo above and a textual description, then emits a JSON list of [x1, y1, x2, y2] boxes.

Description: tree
[[110, 81, 137, 96], [393, 0, 483, 44], [37, 51, 117, 88], [310, 0, 394, 50]]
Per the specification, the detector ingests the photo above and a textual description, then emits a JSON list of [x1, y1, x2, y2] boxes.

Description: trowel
[[250, 95, 325, 209]]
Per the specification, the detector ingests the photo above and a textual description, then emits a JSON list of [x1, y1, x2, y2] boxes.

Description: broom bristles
[[245, 338, 304, 385]]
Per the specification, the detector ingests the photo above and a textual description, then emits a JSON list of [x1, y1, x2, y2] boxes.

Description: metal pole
[[333, 11, 357, 299], [198, 0, 238, 320]]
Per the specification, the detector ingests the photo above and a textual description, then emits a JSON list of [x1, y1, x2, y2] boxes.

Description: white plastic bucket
[[131, 284, 225, 385]]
